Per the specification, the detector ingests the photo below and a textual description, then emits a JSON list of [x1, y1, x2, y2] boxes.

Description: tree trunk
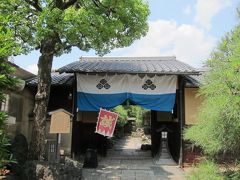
[[29, 38, 56, 160]]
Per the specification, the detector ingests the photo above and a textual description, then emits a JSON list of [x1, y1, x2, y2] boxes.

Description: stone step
[[160, 155, 171, 158], [109, 156, 152, 160], [155, 158, 177, 165]]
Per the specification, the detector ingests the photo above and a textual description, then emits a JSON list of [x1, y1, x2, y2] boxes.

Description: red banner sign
[[95, 108, 118, 137]]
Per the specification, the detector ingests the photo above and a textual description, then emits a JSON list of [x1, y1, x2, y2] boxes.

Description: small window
[[162, 131, 168, 139], [50, 143, 55, 153]]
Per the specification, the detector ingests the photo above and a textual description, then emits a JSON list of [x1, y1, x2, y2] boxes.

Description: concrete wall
[[5, 87, 34, 141], [184, 88, 203, 125], [5, 86, 73, 156], [4, 63, 35, 141], [3, 63, 74, 158]]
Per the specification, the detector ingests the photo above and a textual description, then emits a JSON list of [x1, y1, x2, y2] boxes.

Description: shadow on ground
[[82, 136, 185, 180]]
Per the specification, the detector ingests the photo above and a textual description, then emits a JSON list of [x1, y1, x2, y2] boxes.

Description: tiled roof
[[8, 61, 36, 80], [57, 56, 199, 75], [26, 72, 74, 86], [185, 74, 203, 87]]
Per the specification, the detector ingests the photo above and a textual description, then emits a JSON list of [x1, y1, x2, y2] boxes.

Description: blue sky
[[13, 0, 239, 74]]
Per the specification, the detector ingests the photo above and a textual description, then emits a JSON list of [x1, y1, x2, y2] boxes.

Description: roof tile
[[26, 72, 74, 86], [57, 56, 199, 75]]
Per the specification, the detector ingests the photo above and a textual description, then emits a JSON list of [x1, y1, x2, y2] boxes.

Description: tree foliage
[[112, 105, 146, 127], [128, 105, 146, 126], [1, 0, 149, 159], [112, 105, 128, 127], [1, 0, 149, 56], [0, 15, 20, 169], [0, 113, 12, 169], [184, 24, 240, 156], [0, 61, 17, 168], [186, 160, 223, 180]]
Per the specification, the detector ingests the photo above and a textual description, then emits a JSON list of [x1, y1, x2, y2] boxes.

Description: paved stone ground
[[82, 136, 185, 180]]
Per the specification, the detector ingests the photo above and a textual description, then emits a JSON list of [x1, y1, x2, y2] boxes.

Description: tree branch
[[63, 0, 78, 9], [25, 0, 42, 12], [92, 0, 116, 13], [55, 0, 78, 10]]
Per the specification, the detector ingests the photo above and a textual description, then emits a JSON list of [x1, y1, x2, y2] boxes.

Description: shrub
[[186, 161, 223, 180], [0, 112, 13, 169], [184, 22, 240, 157], [128, 105, 143, 126], [112, 105, 128, 127]]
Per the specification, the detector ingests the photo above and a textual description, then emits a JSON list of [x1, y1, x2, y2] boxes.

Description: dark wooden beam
[[178, 75, 186, 167], [70, 73, 77, 158]]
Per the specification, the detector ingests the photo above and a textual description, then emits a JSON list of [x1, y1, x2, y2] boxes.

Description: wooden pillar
[[178, 76, 185, 167], [71, 74, 77, 158], [151, 110, 161, 157]]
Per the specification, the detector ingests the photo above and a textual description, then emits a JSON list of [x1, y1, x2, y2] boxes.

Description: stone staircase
[[106, 136, 152, 160], [107, 149, 151, 160]]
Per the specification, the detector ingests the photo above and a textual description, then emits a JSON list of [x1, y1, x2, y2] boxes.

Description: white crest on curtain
[[77, 74, 177, 95]]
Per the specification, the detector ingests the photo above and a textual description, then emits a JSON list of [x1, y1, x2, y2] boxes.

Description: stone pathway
[[82, 136, 185, 180], [107, 137, 151, 159]]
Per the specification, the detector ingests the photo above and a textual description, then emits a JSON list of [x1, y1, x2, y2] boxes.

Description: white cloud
[[127, 20, 177, 56], [26, 64, 38, 75], [194, 0, 232, 30], [111, 20, 216, 68], [183, 5, 192, 15], [166, 24, 215, 67]]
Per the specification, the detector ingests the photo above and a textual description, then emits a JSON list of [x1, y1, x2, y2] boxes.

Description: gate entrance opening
[[72, 101, 180, 164]]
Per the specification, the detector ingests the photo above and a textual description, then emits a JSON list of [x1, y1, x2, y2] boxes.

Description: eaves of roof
[[185, 74, 203, 88], [57, 56, 200, 75], [26, 72, 74, 87]]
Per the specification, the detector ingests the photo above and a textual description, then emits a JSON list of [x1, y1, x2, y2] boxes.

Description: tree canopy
[[0, 14, 20, 104], [184, 23, 240, 156], [1, 0, 150, 159], [1, 0, 149, 55]]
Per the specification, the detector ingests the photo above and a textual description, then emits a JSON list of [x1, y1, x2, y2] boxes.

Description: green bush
[[0, 62, 18, 169], [128, 106, 142, 126], [0, 15, 20, 171], [222, 161, 240, 180], [225, 170, 240, 180], [112, 105, 128, 127], [186, 161, 223, 180], [0, 112, 13, 169]]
